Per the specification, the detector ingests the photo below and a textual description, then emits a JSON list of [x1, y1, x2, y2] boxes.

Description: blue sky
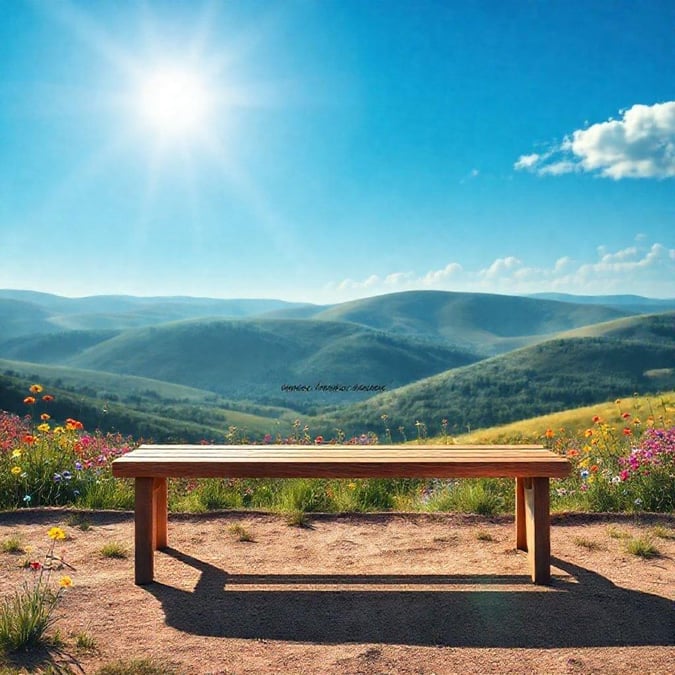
[[1, 0, 673, 303]]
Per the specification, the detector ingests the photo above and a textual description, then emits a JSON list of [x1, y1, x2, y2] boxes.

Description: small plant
[[625, 536, 660, 559], [573, 535, 605, 551], [475, 530, 494, 542], [0, 536, 25, 554], [227, 524, 254, 542], [283, 509, 309, 527], [66, 513, 92, 531], [100, 542, 128, 559], [74, 631, 98, 653], [607, 525, 631, 539], [0, 527, 74, 652], [650, 525, 675, 540], [96, 658, 181, 675]]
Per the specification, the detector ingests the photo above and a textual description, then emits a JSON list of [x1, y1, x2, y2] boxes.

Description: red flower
[[622, 427, 632, 436], [23, 397, 36, 405], [621, 412, 631, 419], [42, 394, 55, 402], [22, 434, 36, 444], [314, 435, 324, 444], [592, 415, 602, 423], [29, 561, 42, 570]]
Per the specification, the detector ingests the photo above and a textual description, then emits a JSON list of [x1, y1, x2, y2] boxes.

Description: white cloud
[[515, 101, 675, 179], [329, 242, 675, 300]]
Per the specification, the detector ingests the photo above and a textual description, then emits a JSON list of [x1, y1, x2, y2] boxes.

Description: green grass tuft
[[227, 524, 254, 542], [625, 536, 660, 559], [95, 659, 181, 675], [100, 542, 128, 559], [0, 536, 25, 555]]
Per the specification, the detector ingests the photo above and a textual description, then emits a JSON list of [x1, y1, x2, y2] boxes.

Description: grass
[[66, 513, 92, 531], [227, 524, 254, 542], [625, 536, 660, 559], [650, 525, 675, 540], [95, 659, 181, 675], [283, 510, 310, 527], [0, 536, 24, 554], [607, 525, 631, 539], [74, 631, 98, 653], [573, 535, 605, 551], [100, 542, 128, 559], [475, 530, 494, 542]]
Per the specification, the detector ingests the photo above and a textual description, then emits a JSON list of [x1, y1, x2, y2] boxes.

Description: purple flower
[[53, 473, 62, 482]]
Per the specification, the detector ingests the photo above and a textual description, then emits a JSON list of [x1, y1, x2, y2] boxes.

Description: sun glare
[[138, 68, 211, 137]]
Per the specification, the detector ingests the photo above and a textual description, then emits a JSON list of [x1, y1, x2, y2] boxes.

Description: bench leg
[[523, 477, 551, 584], [515, 477, 527, 551], [154, 477, 168, 549], [134, 478, 156, 585]]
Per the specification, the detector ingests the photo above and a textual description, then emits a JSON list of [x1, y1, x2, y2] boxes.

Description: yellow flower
[[348, 482, 357, 490], [29, 384, 43, 394], [53, 426, 65, 435], [59, 576, 73, 588], [37, 423, 50, 432], [11, 449, 22, 459], [11, 466, 22, 475], [47, 527, 66, 541]]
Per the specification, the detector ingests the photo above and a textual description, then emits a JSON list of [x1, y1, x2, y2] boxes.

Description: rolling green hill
[[315, 320, 675, 439], [264, 290, 631, 355], [62, 319, 478, 408], [0, 289, 310, 336], [0, 367, 298, 442]]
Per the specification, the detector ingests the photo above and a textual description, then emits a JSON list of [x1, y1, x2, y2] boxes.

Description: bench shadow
[[146, 548, 674, 648]]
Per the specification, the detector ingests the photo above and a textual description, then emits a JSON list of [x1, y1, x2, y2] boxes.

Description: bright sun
[[138, 68, 211, 137]]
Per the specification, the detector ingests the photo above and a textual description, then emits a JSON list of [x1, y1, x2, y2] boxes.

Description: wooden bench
[[111, 444, 570, 585]]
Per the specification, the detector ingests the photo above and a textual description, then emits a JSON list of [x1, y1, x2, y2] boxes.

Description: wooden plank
[[134, 478, 155, 585], [524, 477, 551, 584]]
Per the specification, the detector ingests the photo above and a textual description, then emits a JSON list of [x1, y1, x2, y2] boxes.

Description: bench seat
[[112, 444, 570, 585]]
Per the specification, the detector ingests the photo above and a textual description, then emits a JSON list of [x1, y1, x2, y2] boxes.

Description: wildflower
[[59, 576, 73, 588], [615, 399, 622, 405], [621, 412, 631, 420], [29, 561, 42, 570], [579, 483, 589, 492], [623, 427, 632, 436], [11, 449, 21, 459], [23, 396, 36, 405], [66, 418, 84, 431], [23, 495, 32, 503], [545, 428, 554, 438], [634, 498, 643, 507], [566, 449, 579, 457], [584, 429, 593, 437], [37, 423, 50, 432], [62, 471, 72, 481], [11, 465, 22, 475], [611, 476, 621, 484], [633, 418, 641, 426], [592, 415, 602, 423], [53, 473, 62, 483], [53, 426, 65, 434], [590, 465, 599, 473], [580, 469, 589, 479], [348, 482, 357, 490], [619, 470, 630, 481], [40, 413, 50, 421], [74, 461, 83, 471], [47, 527, 66, 541], [42, 394, 54, 402], [22, 434, 36, 444], [29, 384, 43, 393], [314, 435, 324, 444]]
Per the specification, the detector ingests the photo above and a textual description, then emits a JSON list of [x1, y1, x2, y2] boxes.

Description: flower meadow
[[0, 385, 673, 514]]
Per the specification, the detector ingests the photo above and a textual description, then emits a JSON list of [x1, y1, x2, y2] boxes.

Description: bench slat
[[112, 444, 570, 479]]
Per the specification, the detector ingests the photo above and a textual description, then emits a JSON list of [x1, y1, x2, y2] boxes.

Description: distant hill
[[529, 293, 675, 313], [318, 314, 675, 438], [267, 290, 631, 355], [0, 290, 310, 336], [56, 318, 479, 408]]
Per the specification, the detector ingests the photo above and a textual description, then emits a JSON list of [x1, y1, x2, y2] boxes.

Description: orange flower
[[29, 384, 43, 393], [583, 429, 593, 438], [23, 396, 36, 405], [42, 394, 55, 402], [22, 434, 36, 444], [40, 413, 50, 421], [544, 429, 554, 438], [66, 418, 84, 430], [621, 412, 631, 419], [566, 449, 579, 457], [622, 427, 632, 436], [592, 415, 602, 423], [590, 465, 599, 473]]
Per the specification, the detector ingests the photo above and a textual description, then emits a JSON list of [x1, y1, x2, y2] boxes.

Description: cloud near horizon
[[330, 242, 675, 299], [515, 102, 675, 179]]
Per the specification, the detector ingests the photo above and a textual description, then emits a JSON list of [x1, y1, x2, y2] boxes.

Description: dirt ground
[[0, 509, 673, 674]]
